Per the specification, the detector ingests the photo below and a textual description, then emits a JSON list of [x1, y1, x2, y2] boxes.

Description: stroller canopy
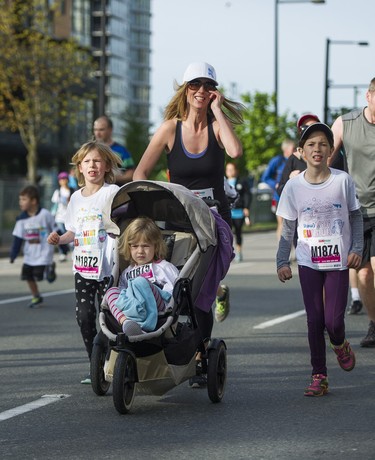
[[110, 181, 217, 252]]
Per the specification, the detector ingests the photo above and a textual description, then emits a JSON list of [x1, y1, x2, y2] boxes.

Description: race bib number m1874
[[309, 236, 342, 270]]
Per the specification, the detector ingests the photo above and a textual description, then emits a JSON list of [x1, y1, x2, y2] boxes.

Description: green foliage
[[122, 109, 168, 179], [122, 109, 150, 167], [235, 91, 297, 179], [329, 107, 352, 125], [0, 0, 96, 183]]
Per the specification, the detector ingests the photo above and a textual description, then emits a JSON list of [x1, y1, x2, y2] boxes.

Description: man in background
[[93, 115, 135, 185]]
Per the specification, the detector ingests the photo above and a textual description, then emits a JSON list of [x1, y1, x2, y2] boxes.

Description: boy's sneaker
[[360, 321, 375, 348], [331, 339, 356, 371], [347, 300, 363, 315], [28, 296, 43, 308], [304, 374, 328, 397], [215, 285, 230, 322], [46, 262, 56, 283]]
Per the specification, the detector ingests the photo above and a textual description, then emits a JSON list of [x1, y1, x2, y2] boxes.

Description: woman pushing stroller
[[133, 61, 243, 386]]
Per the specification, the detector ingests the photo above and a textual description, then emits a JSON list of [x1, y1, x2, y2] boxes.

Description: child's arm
[[276, 218, 296, 283], [158, 262, 179, 294], [9, 236, 23, 263], [48, 230, 75, 246], [348, 208, 363, 269]]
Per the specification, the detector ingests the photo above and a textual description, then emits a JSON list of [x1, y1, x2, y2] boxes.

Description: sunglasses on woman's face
[[187, 80, 217, 92]]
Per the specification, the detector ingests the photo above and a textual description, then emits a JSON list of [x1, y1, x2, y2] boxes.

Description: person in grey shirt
[[330, 77, 375, 347]]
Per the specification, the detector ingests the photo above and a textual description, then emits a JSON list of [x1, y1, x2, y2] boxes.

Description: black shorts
[[21, 264, 46, 282], [362, 217, 375, 264]]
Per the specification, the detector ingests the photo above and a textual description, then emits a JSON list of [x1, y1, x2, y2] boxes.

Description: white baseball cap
[[182, 62, 218, 85]]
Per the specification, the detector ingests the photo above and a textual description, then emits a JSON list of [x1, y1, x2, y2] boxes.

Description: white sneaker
[[59, 254, 67, 262]]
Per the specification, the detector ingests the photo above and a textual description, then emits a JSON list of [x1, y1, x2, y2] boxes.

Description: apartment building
[[0, 0, 151, 172]]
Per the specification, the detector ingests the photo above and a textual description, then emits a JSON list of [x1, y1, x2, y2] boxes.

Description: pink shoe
[[331, 339, 355, 371], [304, 374, 328, 397]]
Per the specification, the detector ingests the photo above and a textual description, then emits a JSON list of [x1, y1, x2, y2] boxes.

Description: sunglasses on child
[[187, 80, 217, 92]]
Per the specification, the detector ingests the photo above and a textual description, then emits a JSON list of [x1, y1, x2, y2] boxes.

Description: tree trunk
[[26, 138, 38, 185]]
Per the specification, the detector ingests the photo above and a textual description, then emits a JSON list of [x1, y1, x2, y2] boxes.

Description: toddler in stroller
[[102, 216, 180, 335], [90, 180, 228, 414]]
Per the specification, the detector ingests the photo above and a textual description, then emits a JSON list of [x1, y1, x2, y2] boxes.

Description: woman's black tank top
[[167, 120, 229, 218]]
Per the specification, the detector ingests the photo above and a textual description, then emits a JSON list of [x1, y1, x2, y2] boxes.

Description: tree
[[0, 0, 96, 183], [235, 91, 296, 179], [122, 109, 168, 180], [122, 109, 150, 167]]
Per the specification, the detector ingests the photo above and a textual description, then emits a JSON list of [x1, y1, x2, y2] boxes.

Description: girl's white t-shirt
[[277, 168, 360, 270], [65, 183, 119, 280]]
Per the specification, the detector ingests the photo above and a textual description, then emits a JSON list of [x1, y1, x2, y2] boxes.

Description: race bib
[[308, 236, 343, 270], [74, 247, 102, 279], [191, 188, 214, 200], [125, 263, 156, 284], [24, 227, 41, 244]]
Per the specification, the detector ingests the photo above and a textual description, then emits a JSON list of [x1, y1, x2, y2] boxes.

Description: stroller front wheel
[[90, 341, 111, 396], [113, 351, 137, 414]]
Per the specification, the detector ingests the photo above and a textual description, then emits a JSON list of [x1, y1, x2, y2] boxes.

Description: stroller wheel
[[207, 340, 227, 403], [91, 342, 111, 396], [113, 351, 137, 414]]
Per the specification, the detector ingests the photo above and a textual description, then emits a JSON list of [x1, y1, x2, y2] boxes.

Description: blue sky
[[150, 0, 374, 128]]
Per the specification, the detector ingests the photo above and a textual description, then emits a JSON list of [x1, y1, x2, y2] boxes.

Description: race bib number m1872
[[74, 247, 101, 279]]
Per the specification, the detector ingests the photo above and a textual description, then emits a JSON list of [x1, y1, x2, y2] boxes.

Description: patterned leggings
[[75, 273, 109, 360]]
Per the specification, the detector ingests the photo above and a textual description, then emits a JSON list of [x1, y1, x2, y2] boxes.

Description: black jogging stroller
[[90, 180, 228, 414]]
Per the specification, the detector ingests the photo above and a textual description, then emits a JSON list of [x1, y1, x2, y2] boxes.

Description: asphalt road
[[1, 232, 374, 460]]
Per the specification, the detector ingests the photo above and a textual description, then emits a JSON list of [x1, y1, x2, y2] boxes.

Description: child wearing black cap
[[276, 123, 363, 397]]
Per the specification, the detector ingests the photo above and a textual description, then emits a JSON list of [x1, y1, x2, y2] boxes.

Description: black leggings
[[74, 273, 109, 360], [232, 217, 244, 246], [194, 307, 214, 352]]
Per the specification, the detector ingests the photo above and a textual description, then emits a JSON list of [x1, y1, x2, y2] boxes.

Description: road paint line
[[229, 262, 255, 271], [0, 289, 74, 306], [0, 394, 71, 422], [254, 309, 305, 329]]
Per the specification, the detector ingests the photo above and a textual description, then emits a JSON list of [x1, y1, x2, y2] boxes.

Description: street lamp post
[[328, 84, 369, 113], [274, 0, 325, 117], [98, 0, 107, 117], [323, 39, 369, 124]]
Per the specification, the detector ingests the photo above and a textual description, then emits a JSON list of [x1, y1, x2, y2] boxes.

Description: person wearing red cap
[[297, 113, 320, 131], [277, 113, 320, 198]]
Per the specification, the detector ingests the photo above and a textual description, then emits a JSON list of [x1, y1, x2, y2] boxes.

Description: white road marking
[[0, 289, 74, 305], [0, 394, 71, 422], [254, 309, 306, 329]]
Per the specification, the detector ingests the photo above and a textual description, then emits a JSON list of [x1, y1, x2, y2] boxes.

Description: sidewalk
[[0, 231, 280, 301], [1, 230, 278, 275], [0, 251, 75, 300]]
